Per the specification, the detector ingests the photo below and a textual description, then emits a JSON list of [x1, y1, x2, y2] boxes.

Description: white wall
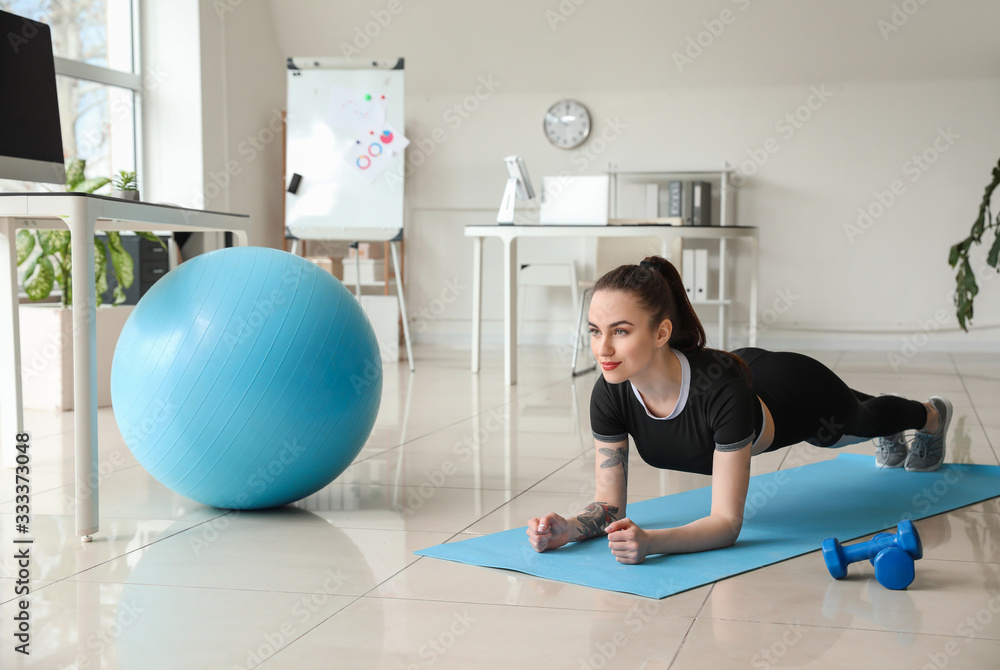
[[236, 0, 998, 351], [142, 0, 285, 252]]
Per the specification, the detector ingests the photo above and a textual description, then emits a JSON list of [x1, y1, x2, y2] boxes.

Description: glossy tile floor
[[2, 345, 999, 669]]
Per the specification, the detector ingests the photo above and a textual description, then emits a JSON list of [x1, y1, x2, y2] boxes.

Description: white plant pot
[[113, 189, 140, 201], [18, 304, 134, 411]]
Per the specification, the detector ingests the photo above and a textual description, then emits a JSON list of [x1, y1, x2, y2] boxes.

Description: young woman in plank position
[[527, 256, 951, 565]]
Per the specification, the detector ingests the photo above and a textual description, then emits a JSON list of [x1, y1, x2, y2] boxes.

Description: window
[[0, 0, 140, 192]]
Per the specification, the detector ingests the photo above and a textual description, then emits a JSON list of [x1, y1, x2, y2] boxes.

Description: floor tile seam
[[353, 376, 581, 464], [691, 582, 715, 619], [358, 592, 697, 617], [693, 613, 1000, 641], [452, 486, 538, 536], [951, 351, 998, 461], [57, 576, 373, 599], [518, 455, 603, 496], [1, 572, 79, 604], [666, 615, 699, 668], [46, 511, 238, 580], [5, 463, 142, 504], [252, 594, 364, 667]]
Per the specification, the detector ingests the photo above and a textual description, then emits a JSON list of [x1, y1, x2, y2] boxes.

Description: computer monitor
[[0, 9, 66, 185]]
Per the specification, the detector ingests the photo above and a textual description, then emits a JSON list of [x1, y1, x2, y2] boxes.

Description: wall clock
[[543, 99, 591, 150]]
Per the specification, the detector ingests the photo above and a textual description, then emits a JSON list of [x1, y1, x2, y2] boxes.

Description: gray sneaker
[[875, 432, 908, 468], [904, 396, 952, 472]]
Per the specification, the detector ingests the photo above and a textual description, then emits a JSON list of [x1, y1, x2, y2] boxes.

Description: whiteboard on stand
[[284, 57, 406, 242]]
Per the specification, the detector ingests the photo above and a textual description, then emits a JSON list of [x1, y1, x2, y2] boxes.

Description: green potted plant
[[16, 158, 162, 306], [112, 169, 139, 200], [950, 157, 1000, 330], [15, 158, 165, 411]]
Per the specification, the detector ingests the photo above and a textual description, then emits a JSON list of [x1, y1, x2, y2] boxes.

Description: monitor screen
[[0, 9, 65, 184]]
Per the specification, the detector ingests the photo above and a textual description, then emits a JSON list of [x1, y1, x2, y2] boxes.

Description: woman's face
[[589, 290, 669, 383]]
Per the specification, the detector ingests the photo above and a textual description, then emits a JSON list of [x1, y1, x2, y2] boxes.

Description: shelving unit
[[607, 166, 739, 348]]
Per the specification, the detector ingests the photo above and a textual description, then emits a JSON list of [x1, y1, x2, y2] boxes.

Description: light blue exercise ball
[[111, 247, 382, 509]]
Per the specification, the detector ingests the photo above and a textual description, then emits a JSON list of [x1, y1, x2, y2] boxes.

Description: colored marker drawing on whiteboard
[[347, 121, 409, 183], [327, 84, 388, 132]]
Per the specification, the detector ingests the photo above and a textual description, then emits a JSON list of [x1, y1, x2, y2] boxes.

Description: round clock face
[[544, 99, 591, 149]]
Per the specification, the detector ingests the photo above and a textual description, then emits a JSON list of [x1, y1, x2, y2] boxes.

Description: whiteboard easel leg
[[390, 240, 415, 372]]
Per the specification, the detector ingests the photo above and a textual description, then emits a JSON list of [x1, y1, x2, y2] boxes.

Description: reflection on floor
[[2, 345, 999, 668]]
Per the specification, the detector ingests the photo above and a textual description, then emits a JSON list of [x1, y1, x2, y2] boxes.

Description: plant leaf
[[65, 158, 85, 190], [23, 256, 55, 302], [95, 238, 108, 306], [38, 230, 70, 255], [112, 284, 126, 305], [70, 176, 111, 193], [135, 231, 167, 250], [19, 256, 37, 285], [988, 229, 1000, 269], [106, 231, 134, 290], [15, 230, 35, 265]]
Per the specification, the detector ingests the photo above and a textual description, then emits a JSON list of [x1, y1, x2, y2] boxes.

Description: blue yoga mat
[[415, 454, 1000, 599]]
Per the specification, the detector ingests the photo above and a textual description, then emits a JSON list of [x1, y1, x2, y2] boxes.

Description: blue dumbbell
[[872, 546, 915, 590], [823, 520, 923, 580]]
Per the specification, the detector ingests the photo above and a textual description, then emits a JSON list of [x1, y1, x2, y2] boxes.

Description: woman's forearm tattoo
[[599, 445, 628, 484], [572, 502, 620, 542]]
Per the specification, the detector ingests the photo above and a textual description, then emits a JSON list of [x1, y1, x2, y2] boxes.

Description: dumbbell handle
[[841, 533, 904, 563]]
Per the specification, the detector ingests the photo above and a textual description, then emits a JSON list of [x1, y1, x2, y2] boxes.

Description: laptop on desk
[[539, 175, 609, 225]]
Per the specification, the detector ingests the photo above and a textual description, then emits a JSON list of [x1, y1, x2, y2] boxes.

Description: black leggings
[[733, 348, 928, 451]]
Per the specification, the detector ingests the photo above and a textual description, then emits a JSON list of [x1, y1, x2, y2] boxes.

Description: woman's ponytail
[[640, 256, 706, 354], [593, 255, 705, 355], [593, 255, 752, 384]]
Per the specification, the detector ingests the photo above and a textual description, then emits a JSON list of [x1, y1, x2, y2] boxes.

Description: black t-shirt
[[590, 348, 762, 475]]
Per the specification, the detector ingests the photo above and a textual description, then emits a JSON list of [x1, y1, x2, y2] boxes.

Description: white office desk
[[464, 224, 759, 385], [0, 193, 250, 540]]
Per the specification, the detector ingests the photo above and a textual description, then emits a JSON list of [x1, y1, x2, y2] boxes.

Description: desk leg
[[70, 201, 99, 541], [471, 236, 482, 373], [749, 235, 759, 347], [503, 236, 517, 386], [390, 240, 415, 372], [0, 218, 24, 468]]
